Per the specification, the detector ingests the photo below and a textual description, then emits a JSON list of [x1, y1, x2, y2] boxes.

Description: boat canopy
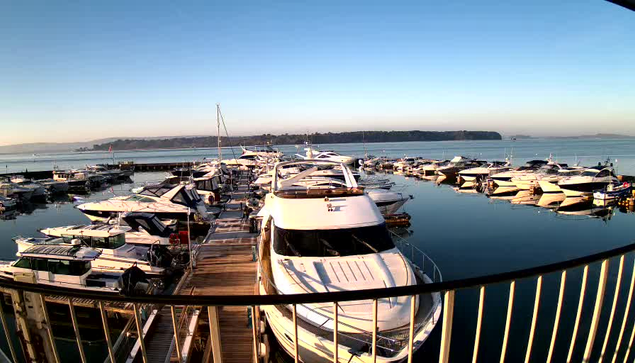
[[122, 212, 174, 237], [19, 245, 100, 261]]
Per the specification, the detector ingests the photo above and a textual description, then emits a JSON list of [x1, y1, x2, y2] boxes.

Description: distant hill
[[547, 133, 633, 139], [87, 130, 502, 151]]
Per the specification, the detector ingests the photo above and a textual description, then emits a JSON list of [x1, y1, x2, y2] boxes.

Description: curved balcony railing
[[0, 241, 634, 362]]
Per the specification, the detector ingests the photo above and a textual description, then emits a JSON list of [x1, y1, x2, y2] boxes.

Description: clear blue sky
[[0, 0, 633, 145]]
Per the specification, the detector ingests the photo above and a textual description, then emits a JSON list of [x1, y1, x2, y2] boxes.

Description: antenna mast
[[216, 104, 222, 162]]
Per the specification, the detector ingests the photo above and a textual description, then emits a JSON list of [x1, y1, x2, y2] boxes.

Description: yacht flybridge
[[257, 160, 442, 363], [77, 184, 209, 222]]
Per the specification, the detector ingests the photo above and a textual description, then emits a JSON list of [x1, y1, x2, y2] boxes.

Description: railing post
[[583, 259, 610, 362], [293, 304, 299, 363], [499, 280, 516, 363], [472, 286, 485, 363], [524, 276, 543, 363], [38, 294, 60, 363], [133, 303, 148, 363], [333, 302, 338, 363], [613, 259, 635, 363], [547, 270, 567, 363], [98, 301, 115, 363], [208, 305, 223, 363], [67, 298, 87, 363], [439, 290, 455, 363], [408, 295, 416, 363], [0, 295, 19, 363], [372, 299, 378, 363], [599, 256, 624, 363], [567, 265, 589, 363], [171, 305, 182, 362]]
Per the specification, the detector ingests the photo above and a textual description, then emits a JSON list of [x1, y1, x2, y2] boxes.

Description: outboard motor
[[119, 265, 149, 296], [147, 245, 173, 268]]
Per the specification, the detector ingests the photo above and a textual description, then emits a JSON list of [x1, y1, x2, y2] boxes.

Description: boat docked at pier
[[40, 212, 176, 246], [558, 166, 619, 197], [77, 184, 210, 222], [0, 244, 149, 293], [257, 160, 442, 363], [14, 230, 172, 277]]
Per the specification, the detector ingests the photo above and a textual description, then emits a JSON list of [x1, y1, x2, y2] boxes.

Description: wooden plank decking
[[179, 176, 259, 363]]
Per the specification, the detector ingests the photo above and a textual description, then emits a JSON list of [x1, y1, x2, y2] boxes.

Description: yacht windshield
[[273, 224, 395, 257]]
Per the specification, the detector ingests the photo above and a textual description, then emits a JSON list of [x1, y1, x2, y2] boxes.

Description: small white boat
[[0, 196, 17, 211], [593, 182, 631, 202]]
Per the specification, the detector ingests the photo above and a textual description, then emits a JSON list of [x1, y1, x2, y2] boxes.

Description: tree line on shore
[[84, 130, 502, 151]]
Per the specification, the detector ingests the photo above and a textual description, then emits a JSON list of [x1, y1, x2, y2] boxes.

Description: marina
[[0, 139, 634, 362]]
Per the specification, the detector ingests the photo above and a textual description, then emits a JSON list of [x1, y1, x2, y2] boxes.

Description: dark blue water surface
[[1, 138, 635, 174], [0, 139, 634, 361]]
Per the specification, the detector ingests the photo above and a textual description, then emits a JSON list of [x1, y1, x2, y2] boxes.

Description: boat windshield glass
[[126, 195, 156, 203], [273, 224, 395, 257], [582, 170, 599, 177]]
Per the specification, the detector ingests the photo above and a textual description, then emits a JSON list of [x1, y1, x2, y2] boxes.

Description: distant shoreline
[[83, 130, 503, 152]]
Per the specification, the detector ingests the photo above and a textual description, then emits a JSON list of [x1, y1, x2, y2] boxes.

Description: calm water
[[1, 138, 635, 174], [0, 139, 634, 361]]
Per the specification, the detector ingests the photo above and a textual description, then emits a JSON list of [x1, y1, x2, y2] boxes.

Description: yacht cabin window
[[62, 234, 125, 249], [14, 258, 91, 276], [273, 224, 395, 257]]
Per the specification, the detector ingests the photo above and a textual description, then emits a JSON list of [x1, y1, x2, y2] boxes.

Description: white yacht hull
[[538, 180, 562, 194], [260, 280, 441, 363]]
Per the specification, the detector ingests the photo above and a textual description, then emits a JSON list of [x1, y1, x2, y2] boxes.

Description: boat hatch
[[140, 185, 174, 198]]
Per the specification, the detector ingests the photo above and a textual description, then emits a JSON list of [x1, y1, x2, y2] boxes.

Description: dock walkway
[[179, 173, 258, 363]]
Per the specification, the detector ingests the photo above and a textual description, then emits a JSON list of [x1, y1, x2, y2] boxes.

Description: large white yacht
[[457, 161, 512, 189], [558, 166, 619, 197], [296, 146, 356, 165], [258, 160, 442, 363], [77, 184, 209, 222]]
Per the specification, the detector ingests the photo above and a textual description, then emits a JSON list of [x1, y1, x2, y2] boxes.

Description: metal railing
[[0, 242, 635, 362]]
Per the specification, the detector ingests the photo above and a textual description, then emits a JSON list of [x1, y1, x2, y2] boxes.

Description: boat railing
[[1, 242, 635, 362]]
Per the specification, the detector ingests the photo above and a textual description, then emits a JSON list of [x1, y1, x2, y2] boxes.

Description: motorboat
[[40, 212, 176, 246], [257, 160, 442, 363], [458, 161, 512, 189], [366, 189, 413, 215], [0, 181, 33, 201], [77, 184, 210, 222], [488, 159, 549, 195], [296, 145, 356, 165], [558, 167, 619, 197], [86, 165, 126, 183], [436, 156, 485, 182], [14, 231, 171, 277], [0, 244, 148, 293], [415, 160, 446, 180], [9, 176, 47, 201], [241, 144, 283, 159], [593, 182, 632, 202], [53, 170, 91, 193], [0, 196, 17, 212], [36, 178, 70, 195]]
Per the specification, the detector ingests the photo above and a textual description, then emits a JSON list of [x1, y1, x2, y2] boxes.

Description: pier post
[[10, 272, 60, 363]]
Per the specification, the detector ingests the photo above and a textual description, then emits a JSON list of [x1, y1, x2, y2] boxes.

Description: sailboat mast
[[216, 104, 222, 162]]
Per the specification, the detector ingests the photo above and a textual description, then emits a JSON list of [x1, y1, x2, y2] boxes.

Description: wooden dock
[[136, 172, 259, 363]]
